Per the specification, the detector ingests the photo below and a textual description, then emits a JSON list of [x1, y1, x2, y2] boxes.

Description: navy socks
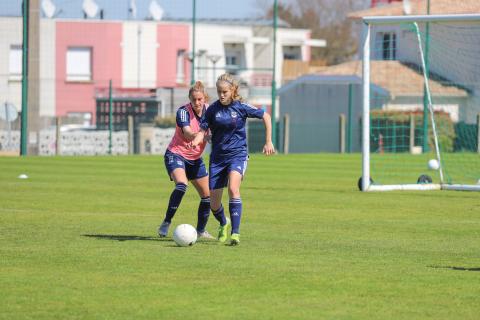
[[196, 197, 211, 232], [212, 205, 227, 226], [164, 183, 187, 223], [229, 198, 242, 234]]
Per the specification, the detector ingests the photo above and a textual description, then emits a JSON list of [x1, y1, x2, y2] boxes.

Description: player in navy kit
[[191, 73, 275, 245]]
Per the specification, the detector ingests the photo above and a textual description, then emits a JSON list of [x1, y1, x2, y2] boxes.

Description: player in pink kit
[[158, 81, 214, 239]]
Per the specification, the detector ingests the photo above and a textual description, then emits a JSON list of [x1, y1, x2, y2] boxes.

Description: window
[[283, 46, 302, 60], [225, 55, 237, 66], [224, 43, 245, 75], [66, 47, 92, 81], [374, 32, 396, 60], [9, 45, 22, 80], [176, 49, 186, 83]]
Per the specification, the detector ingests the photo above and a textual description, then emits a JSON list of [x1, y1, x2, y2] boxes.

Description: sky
[[0, 0, 267, 20]]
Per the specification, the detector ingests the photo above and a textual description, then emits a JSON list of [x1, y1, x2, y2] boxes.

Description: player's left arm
[[243, 103, 275, 156], [261, 112, 275, 156]]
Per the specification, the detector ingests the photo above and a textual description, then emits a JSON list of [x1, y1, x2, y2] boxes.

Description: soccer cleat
[[197, 230, 215, 240], [217, 218, 230, 243], [158, 221, 171, 237], [230, 233, 240, 246]]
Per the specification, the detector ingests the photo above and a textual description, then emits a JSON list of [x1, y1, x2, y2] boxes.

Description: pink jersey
[[167, 103, 207, 160]]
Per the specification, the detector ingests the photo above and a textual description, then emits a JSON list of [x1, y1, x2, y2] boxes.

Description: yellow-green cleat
[[230, 233, 240, 246], [217, 218, 230, 243]]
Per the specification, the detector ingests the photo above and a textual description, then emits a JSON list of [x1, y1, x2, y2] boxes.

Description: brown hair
[[189, 81, 209, 103], [216, 73, 243, 102]]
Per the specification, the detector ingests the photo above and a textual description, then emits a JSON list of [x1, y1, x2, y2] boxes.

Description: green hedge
[[370, 110, 455, 152]]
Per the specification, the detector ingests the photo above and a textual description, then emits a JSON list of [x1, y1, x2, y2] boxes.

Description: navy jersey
[[176, 104, 206, 128], [200, 100, 264, 161]]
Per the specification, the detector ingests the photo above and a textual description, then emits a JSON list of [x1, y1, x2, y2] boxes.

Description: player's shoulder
[[237, 100, 257, 110], [206, 100, 220, 113], [177, 103, 191, 112], [176, 103, 191, 116]]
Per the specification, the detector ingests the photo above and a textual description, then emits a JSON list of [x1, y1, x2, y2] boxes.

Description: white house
[[348, 0, 480, 123]]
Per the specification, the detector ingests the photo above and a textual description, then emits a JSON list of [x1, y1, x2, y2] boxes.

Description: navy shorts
[[209, 156, 248, 190], [164, 149, 208, 181]]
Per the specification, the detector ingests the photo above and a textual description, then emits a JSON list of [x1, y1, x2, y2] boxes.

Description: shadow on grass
[[82, 234, 219, 246], [82, 234, 168, 242], [428, 265, 480, 272]]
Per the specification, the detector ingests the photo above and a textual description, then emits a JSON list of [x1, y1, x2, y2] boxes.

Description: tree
[[261, 0, 370, 65]]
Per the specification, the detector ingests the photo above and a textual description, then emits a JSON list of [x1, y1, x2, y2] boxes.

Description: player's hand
[[190, 135, 201, 149], [204, 133, 212, 143], [187, 140, 198, 149], [263, 142, 275, 156]]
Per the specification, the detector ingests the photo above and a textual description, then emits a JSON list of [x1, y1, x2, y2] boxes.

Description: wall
[[40, 19, 56, 117], [157, 23, 190, 88], [0, 17, 22, 114], [122, 21, 158, 89], [56, 20, 122, 119], [279, 80, 363, 153]]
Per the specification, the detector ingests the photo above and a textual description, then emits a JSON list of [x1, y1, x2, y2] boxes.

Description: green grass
[[370, 152, 480, 185], [1, 154, 479, 319]]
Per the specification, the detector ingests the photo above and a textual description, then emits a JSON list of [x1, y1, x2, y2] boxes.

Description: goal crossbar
[[363, 14, 480, 25]]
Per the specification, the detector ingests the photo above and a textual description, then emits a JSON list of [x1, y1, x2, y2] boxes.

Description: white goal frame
[[361, 14, 480, 192]]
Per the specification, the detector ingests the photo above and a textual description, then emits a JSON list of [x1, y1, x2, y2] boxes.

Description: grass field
[[1, 154, 479, 319]]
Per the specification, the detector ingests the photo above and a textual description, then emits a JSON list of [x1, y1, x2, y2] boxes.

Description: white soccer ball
[[428, 159, 440, 170], [172, 224, 197, 247]]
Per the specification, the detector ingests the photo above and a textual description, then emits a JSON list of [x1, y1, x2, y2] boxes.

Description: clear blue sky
[[0, 0, 266, 20]]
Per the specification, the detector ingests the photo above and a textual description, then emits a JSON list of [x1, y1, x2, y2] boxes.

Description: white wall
[[40, 19, 56, 117], [194, 23, 315, 89], [0, 18, 56, 118], [195, 23, 254, 87], [368, 21, 480, 123], [0, 17, 22, 114], [122, 22, 158, 88]]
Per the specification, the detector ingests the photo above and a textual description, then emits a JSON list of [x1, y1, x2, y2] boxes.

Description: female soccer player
[[191, 73, 275, 245], [158, 81, 214, 239]]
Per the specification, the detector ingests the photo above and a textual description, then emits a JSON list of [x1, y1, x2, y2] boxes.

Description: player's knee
[[210, 199, 222, 212], [198, 186, 210, 198], [228, 187, 240, 199], [175, 182, 188, 194]]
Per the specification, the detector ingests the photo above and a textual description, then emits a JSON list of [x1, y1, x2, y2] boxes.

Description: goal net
[[361, 14, 480, 191]]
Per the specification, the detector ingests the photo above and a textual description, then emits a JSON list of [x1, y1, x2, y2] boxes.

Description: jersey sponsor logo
[[215, 112, 222, 118]]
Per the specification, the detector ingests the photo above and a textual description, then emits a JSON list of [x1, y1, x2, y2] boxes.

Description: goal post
[[361, 14, 480, 192]]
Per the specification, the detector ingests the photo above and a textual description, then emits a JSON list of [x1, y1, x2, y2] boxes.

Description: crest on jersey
[[231, 111, 238, 118]]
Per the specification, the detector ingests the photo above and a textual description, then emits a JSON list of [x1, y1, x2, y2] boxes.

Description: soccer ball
[[428, 159, 440, 170], [172, 224, 197, 247]]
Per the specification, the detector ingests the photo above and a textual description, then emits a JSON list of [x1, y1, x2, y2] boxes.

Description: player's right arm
[[177, 107, 196, 141], [181, 125, 197, 141], [190, 106, 211, 148], [190, 129, 206, 148]]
